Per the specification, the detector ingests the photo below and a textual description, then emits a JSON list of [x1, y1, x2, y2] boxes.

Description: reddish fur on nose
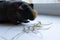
[[32, 9, 38, 18], [29, 9, 38, 21]]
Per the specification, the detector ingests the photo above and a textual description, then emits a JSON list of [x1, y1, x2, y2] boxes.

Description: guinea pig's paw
[[12, 21, 20, 25]]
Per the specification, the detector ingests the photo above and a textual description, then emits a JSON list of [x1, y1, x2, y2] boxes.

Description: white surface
[[0, 15, 60, 40]]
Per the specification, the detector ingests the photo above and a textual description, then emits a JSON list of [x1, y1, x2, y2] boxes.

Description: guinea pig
[[0, 1, 38, 25]]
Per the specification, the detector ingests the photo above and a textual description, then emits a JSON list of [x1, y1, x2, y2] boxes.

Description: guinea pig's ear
[[29, 4, 34, 9]]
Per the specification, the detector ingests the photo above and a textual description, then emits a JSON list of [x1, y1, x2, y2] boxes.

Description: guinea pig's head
[[18, 2, 38, 21]]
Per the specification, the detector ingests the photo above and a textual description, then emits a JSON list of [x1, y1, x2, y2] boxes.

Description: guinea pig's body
[[0, 1, 9, 22], [0, 1, 37, 25]]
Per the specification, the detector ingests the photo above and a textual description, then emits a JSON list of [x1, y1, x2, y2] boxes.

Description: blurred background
[[1, 0, 60, 16], [22, 0, 60, 16]]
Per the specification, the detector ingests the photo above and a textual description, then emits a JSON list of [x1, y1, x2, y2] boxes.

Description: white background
[[22, 0, 59, 3]]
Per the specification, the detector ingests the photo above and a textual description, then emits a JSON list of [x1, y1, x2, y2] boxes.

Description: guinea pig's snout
[[32, 9, 38, 18], [29, 9, 38, 21]]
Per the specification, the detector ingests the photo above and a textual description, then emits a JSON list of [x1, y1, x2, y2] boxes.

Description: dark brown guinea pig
[[0, 1, 38, 25]]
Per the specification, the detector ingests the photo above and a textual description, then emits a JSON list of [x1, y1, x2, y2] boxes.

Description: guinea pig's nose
[[29, 9, 38, 21], [32, 9, 38, 18]]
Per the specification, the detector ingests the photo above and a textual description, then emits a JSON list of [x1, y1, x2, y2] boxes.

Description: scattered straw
[[23, 21, 52, 33]]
